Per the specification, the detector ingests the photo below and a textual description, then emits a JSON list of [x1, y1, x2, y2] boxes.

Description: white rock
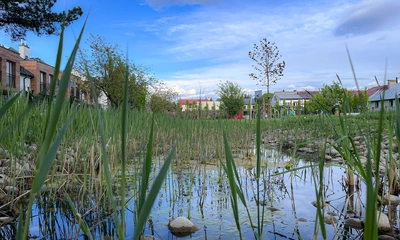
[[376, 211, 391, 233], [28, 144, 37, 153], [385, 195, 400, 206], [168, 217, 200, 236]]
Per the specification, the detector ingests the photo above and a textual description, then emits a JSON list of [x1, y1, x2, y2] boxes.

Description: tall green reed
[[17, 17, 87, 239]]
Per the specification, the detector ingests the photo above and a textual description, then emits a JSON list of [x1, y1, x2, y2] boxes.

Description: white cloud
[[133, 0, 400, 98]]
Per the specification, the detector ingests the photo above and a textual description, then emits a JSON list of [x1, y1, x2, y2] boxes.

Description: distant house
[[179, 98, 220, 112], [271, 90, 318, 108], [243, 96, 256, 119], [0, 39, 84, 102], [0, 44, 21, 93], [369, 79, 400, 111]]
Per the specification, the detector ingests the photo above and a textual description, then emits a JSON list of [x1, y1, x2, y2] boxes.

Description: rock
[[353, 136, 362, 141], [327, 147, 339, 156], [297, 147, 314, 153], [168, 217, 200, 237], [359, 156, 368, 165], [4, 186, 18, 195], [0, 174, 11, 186], [140, 235, 156, 240], [267, 207, 280, 212], [311, 200, 329, 209], [378, 235, 396, 240], [0, 217, 13, 223], [297, 218, 307, 222], [28, 144, 37, 153], [331, 157, 343, 164], [384, 195, 400, 206], [325, 155, 332, 161], [327, 211, 337, 216], [345, 218, 363, 229], [23, 163, 33, 175], [376, 211, 391, 233], [324, 215, 338, 224]]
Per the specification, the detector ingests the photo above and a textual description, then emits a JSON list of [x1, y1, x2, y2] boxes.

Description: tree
[[306, 81, 346, 114], [149, 85, 178, 114], [347, 89, 368, 113], [216, 81, 244, 118], [249, 38, 285, 118], [76, 34, 157, 109], [0, 0, 83, 41]]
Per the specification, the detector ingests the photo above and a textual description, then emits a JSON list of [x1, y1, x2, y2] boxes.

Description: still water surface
[[2, 149, 366, 239]]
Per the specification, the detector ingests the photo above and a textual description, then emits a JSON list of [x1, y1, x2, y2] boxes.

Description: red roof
[[367, 85, 387, 97]]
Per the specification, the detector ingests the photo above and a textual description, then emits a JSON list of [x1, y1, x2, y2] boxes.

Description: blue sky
[[1, 0, 400, 100]]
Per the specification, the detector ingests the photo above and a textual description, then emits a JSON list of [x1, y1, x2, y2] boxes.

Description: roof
[[297, 91, 319, 99], [20, 66, 34, 78], [367, 85, 387, 97], [369, 83, 400, 101], [244, 98, 256, 105], [21, 57, 53, 68], [273, 92, 303, 100]]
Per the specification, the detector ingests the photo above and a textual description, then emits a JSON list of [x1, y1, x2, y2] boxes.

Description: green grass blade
[[20, 17, 87, 240], [64, 191, 93, 240], [221, 130, 242, 239], [133, 145, 176, 240], [0, 105, 31, 139], [42, 25, 64, 142], [32, 109, 77, 193], [139, 114, 155, 213], [0, 91, 21, 120], [37, 17, 87, 169], [119, 49, 130, 239]]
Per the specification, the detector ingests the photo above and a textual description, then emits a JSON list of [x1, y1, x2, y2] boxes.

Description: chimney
[[19, 39, 30, 59], [388, 80, 397, 88]]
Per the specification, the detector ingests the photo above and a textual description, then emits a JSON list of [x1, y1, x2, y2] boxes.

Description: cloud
[[333, 0, 400, 36], [128, 0, 400, 99], [144, 0, 219, 10]]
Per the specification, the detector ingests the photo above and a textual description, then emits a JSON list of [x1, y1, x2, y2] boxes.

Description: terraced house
[[0, 40, 85, 101]]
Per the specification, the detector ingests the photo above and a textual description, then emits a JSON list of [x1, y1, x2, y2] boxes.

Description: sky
[[1, 0, 400, 100]]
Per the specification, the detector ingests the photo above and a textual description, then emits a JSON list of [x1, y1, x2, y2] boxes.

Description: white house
[[369, 80, 400, 111]]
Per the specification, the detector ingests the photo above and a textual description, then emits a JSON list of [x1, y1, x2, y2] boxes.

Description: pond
[[0, 149, 377, 239]]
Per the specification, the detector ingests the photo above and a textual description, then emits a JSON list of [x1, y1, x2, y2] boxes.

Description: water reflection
[[1, 149, 368, 239]]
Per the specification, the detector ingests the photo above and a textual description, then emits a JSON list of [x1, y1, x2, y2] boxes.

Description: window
[[48, 74, 53, 86], [375, 101, 379, 108], [390, 100, 394, 107], [40, 72, 46, 93], [6, 61, 16, 88]]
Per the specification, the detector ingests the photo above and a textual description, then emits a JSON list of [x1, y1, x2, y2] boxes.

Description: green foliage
[[217, 81, 244, 117], [150, 94, 176, 113], [76, 34, 157, 109], [0, 0, 83, 41], [347, 89, 369, 113], [306, 81, 368, 114], [149, 85, 177, 113]]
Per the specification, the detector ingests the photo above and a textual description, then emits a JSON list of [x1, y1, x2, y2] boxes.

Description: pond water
[[1, 149, 371, 239]]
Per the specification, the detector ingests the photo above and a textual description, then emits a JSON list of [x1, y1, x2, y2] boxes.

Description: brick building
[[0, 40, 85, 101], [0, 45, 21, 92]]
